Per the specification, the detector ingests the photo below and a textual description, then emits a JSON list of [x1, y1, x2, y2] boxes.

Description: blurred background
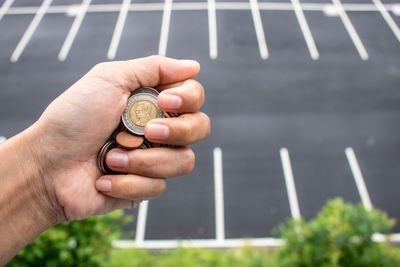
[[1, 0, 400, 254]]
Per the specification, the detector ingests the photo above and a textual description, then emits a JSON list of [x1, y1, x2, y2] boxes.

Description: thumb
[[88, 55, 200, 92]]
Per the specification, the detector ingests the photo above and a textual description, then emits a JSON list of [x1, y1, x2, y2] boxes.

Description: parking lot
[[1, 0, 400, 248]]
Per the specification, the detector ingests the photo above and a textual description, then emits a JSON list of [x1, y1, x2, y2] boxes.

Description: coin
[[122, 90, 164, 135], [129, 100, 158, 127], [133, 87, 159, 97], [97, 87, 181, 174], [141, 138, 153, 149], [165, 111, 180, 118], [98, 140, 119, 174], [116, 130, 144, 149]]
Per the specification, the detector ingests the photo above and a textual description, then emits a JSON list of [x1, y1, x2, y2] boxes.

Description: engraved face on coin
[[129, 100, 158, 127], [122, 89, 164, 135]]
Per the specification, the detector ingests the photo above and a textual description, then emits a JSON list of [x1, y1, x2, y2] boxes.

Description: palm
[[40, 77, 130, 220]]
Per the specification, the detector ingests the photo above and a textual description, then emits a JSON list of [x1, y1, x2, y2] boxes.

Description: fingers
[[89, 55, 200, 92], [157, 79, 205, 113], [145, 112, 210, 146], [105, 147, 195, 178], [96, 174, 166, 201], [96, 147, 196, 203]]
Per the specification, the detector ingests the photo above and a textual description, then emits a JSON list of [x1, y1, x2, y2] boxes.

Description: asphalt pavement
[[1, 0, 400, 243]]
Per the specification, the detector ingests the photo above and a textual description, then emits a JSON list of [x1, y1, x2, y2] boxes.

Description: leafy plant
[[275, 198, 400, 267], [7, 210, 132, 267], [107, 246, 277, 267], [7, 198, 400, 267]]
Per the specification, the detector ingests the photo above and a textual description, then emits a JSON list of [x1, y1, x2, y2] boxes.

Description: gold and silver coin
[[97, 87, 181, 174], [133, 87, 159, 97], [122, 88, 164, 135]]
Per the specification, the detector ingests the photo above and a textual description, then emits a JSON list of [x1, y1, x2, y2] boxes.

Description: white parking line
[[58, 0, 92, 61], [4, 3, 400, 15], [114, 237, 284, 249], [158, 0, 172, 56], [113, 232, 400, 249], [291, 0, 319, 60], [345, 147, 373, 211], [394, 4, 400, 16], [0, 0, 14, 21], [10, 0, 53, 63], [107, 0, 131, 60], [213, 147, 225, 242], [280, 148, 301, 219], [331, 0, 369, 60], [249, 0, 269, 59], [2, 2, 398, 61], [135, 200, 149, 246], [371, 0, 400, 42], [208, 0, 218, 59]]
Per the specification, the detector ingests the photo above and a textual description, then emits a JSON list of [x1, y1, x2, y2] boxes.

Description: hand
[[29, 55, 210, 222]]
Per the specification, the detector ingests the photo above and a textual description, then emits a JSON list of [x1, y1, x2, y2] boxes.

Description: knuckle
[[182, 149, 195, 174], [153, 179, 167, 196], [131, 152, 153, 173], [91, 62, 109, 72], [147, 55, 164, 63], [89, 62, 123, 87], [192, 81, 204, 106], [180, 120, 193, 138], [200, 112, 211, 138]]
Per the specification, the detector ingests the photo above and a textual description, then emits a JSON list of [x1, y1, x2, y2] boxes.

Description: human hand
[[28, 55, 210, 223]]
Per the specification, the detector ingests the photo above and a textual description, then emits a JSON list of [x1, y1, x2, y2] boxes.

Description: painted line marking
[[107, 0, 131, 60], [394, 4, 400, 16], [331, 0, 369, 60], [114, 237, 284, 249], [113, 232, 400, 249], [249, 0, 269, 59], [0, 0, 15, 21], [372, 0, 400, 42], [158, 0, 172, 56], [345, 147, 373, 211], [208, 0, 218, 59], [0, 136, 7, 143], [291, 0, 319, 60], [280, 148, 301, 219], [58, 0, 92, 61], [5, 3, 400, 14], [4, 3, 400, 14], [135, 200, 149, 246], [10, 0, 53, 63], [213, 147, 225, 242]]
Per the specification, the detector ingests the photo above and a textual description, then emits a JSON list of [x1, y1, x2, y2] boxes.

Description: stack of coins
[[97, 87, 179, 174]]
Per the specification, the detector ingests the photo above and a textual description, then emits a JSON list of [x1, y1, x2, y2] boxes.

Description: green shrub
[[7, 210, 132, 267], [275, 198, 400, 267], [7, 198, 400, 266], [107, 246, 277, 267]]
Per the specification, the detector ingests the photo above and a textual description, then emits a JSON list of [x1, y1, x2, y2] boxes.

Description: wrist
[[0, 123, 69, 263], [0, 124, 64, 250], [17, 123, 66, 225]]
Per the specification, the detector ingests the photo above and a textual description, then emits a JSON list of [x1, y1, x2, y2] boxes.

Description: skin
[[0, 55, 210, 264]]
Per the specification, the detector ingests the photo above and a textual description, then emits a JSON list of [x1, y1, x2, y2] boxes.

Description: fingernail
[[146, 123, 169, 140], [96, 179, 112, 192], [159, 94, 182, 109], [107, 150, 128, 168]]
